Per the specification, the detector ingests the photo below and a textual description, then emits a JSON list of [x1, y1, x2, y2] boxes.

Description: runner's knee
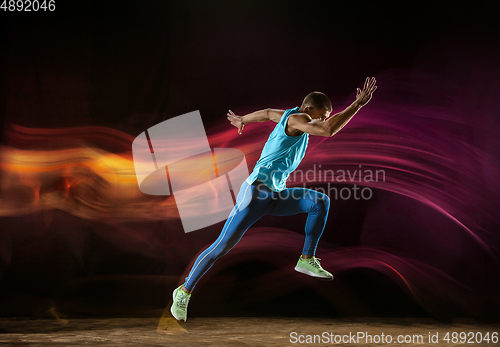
[[216, 237, 241, 258], [312, 193, 330, 214]]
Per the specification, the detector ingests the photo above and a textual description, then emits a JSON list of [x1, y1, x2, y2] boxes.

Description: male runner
[[171, 77, 377, 322]]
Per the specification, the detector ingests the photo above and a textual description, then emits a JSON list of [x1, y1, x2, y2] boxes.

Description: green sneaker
[[170, 285, 191, 322], [294, 256, 333, 280]]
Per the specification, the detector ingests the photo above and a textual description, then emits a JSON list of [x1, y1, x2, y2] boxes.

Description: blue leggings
[[183, 180, 330, 291]]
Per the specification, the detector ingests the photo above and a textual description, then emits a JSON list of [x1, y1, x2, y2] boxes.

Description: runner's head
[[300, 91, 332, 121]]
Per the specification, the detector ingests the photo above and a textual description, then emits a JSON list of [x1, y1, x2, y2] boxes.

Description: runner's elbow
[[323, 127, 335, 137]]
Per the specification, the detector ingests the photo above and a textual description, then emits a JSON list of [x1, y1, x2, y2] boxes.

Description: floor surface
[[0, 316, 498, 346]]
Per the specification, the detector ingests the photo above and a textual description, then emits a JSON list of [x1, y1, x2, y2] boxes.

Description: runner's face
[[307, 108, 330, 121]]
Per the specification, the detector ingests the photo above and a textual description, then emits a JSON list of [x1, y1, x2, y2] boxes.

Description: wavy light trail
[[1, 65, 499, 318]]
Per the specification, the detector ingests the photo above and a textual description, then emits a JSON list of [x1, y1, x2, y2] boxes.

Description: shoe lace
[[176, 291, 190, 309], [308, 257, 322, 269]]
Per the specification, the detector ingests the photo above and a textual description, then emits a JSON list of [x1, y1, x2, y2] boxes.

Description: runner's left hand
[[356, 77, 377, 107]]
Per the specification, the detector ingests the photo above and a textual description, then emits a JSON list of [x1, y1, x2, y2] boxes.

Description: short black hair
[[301, 91, 332, 112]]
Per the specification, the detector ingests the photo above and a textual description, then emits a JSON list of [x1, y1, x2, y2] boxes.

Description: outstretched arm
[[227, 108, 285, 134], [288, 77, 377, 137]]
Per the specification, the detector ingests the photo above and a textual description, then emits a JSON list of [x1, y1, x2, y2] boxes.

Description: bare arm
[[288, 101, 363, 137], [288, 77, 377, 137], [227, 108, 285, 134]]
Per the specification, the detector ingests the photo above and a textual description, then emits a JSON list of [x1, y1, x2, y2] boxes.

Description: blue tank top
[[246, 107, 309, 192]]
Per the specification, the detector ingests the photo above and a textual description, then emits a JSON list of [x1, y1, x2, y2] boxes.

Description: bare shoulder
[[288, 112, 312, 125], [285, 113, 313, 136], [287, 112, 334, 137], [267, 109, 286, 123]]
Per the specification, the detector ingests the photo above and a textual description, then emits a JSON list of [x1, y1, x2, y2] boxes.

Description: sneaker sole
[[295, 266, 334, 280], [170, 288, 187, 322]]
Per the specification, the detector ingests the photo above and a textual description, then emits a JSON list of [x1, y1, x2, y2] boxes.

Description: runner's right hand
[[227, 109, 244, 135]]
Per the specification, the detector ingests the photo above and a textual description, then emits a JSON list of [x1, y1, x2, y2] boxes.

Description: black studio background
[[2, 1, 493, 136]]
